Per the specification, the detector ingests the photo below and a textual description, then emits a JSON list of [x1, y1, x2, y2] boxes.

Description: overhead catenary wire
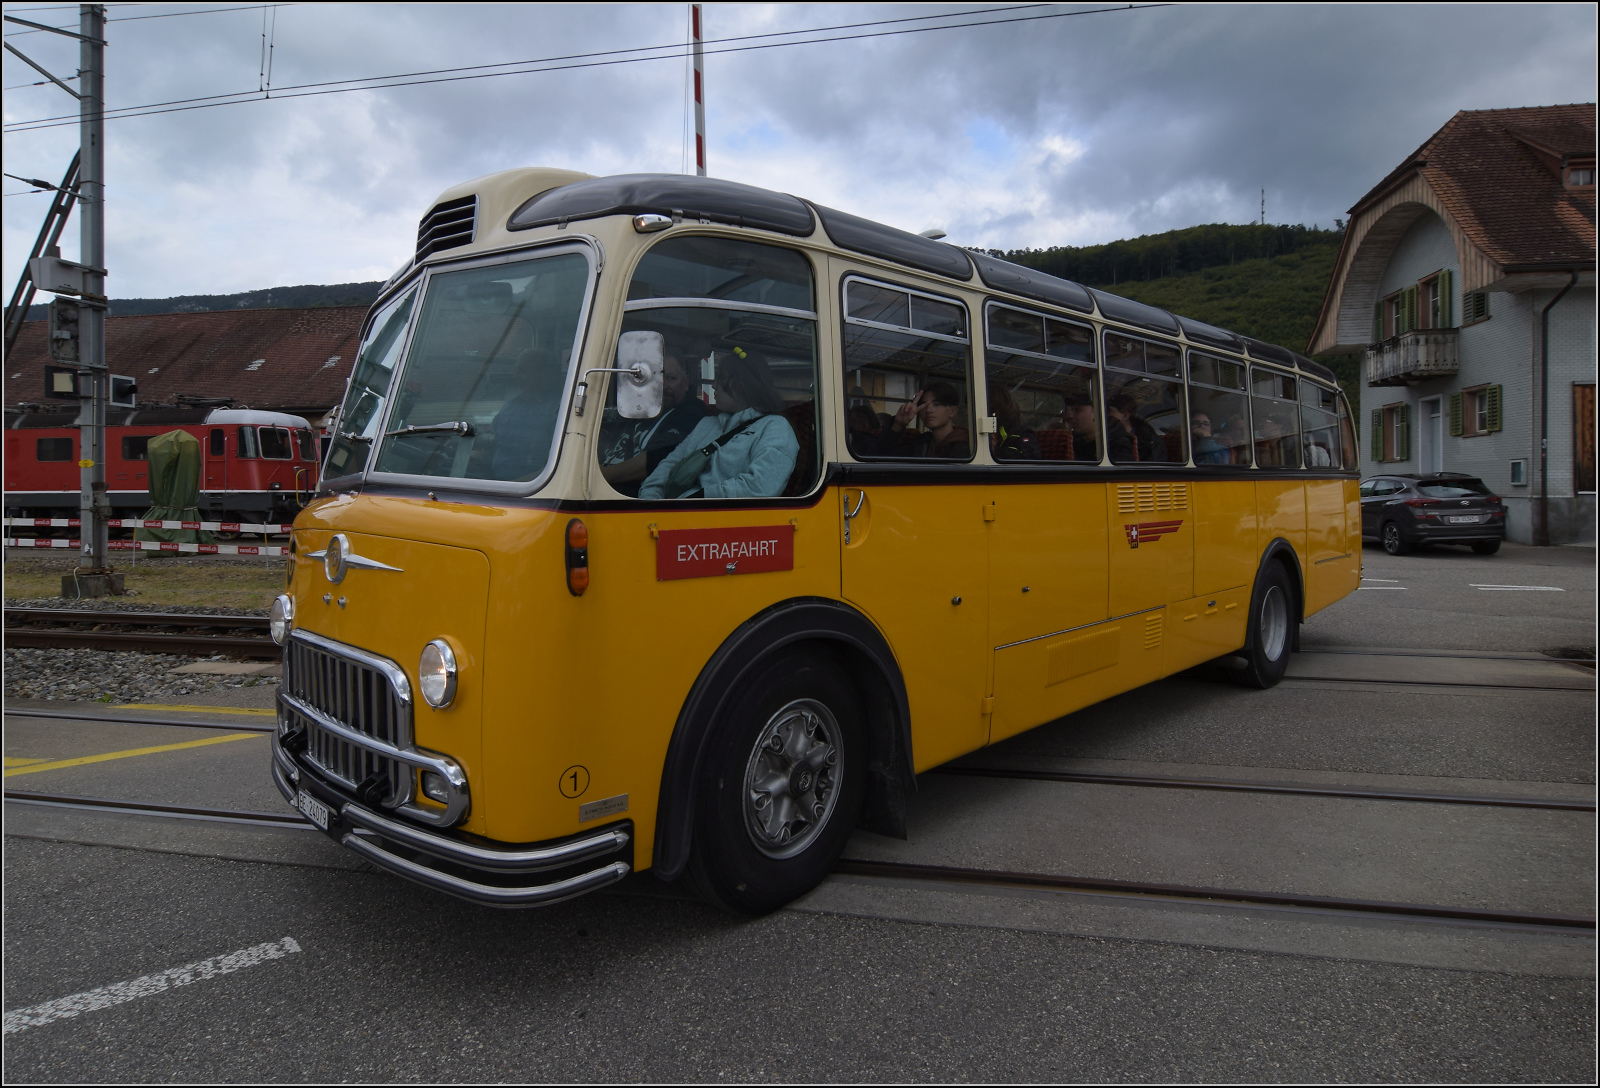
[[4, 4, 293, 37], [4, 4, 1167, 133], [6, 3, 1054, 120]]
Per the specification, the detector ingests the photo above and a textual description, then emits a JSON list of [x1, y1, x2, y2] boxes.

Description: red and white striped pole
[[691, 3, 706, 176]]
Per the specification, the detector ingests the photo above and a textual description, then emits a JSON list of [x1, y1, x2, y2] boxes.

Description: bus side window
[[843, 276, 974, 462], [614, 235, 820, 500], [1336, 393, 1358, 470], [1250, 367, 1300, 468], [983, 303, 1098, 463], [1299, 382, 1340, 468], [209, 429, 225, 456], [237, 426, 259, 459], [1187, 352, 1251, 466], [36, 437, 73, 461], [1103, 333, 1186, 464]]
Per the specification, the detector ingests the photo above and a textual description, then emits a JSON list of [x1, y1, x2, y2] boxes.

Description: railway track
[[4, 789, 1591, 932], [3, 607, 275, 658]]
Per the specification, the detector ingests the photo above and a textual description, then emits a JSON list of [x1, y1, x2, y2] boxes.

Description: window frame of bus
[[332, 239, 600, 497], [1185, 349, 1254, 469], [1297, 378, 1342, 471], [981, 299, 1102, 465], [1249, 364, 1301, 470], [607, 233, 823, 500], [1101, 328, 1188, 466], [840, 273, 975, 463]]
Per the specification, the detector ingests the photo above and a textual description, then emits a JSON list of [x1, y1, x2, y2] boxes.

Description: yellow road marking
[[109, 703, 275, 717], [4, 757, 50, 768], [2, 733, 262, 777]]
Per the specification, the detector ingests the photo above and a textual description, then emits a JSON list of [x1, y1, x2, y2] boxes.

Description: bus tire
[[686, 648, 866, 915], [1228, 561, 1295, 690]]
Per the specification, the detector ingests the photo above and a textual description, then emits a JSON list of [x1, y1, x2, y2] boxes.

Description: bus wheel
[[1228, 561, 1294, 690], [687, 650, 865, 914]]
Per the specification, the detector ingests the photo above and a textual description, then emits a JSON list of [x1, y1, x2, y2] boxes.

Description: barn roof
[[4, 306, 367, 419]]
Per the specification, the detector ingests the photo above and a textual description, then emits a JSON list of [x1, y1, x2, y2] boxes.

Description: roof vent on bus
[[416, 194, 477, 262]]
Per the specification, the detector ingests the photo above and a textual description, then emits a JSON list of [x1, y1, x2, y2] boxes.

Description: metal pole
[[692, 4, 705, 177], [1537, 270, 1579, 547], [77, 3, 107, 576]]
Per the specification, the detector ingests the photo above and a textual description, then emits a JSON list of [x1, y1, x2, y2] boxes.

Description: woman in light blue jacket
[[640, 348, 798, 500]]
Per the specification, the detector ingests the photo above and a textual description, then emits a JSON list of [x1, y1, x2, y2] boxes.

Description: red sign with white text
[[656, 525, 794, 581]]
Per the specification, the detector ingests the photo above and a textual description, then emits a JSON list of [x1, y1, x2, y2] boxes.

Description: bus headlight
[[270, 594, 294, 645], [418, 640, 457, 708]]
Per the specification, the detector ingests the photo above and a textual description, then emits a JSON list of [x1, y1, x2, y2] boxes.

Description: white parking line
[[1358, 586, 1407, 590], [1361, 578, 1401, 582], [1469, 585, 1565, 592], [3, 937, 301, 1034]]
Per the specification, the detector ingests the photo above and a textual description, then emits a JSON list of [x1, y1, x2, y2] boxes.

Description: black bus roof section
[[969, 251, 1093, 313], [507, 174, 816, 237], [1177, 315, 1243, 352], [1088, 288, 1181, 336], [811, 203, 973, 282]]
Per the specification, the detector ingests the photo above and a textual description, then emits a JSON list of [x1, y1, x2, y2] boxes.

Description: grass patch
[[4, 554, 286, 611]]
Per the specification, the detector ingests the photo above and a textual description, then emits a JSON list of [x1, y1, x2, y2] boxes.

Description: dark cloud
[[3, 3, 1593, 296]]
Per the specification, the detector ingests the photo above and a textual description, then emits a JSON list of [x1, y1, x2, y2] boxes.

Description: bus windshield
[[372, 250, 591, 484]]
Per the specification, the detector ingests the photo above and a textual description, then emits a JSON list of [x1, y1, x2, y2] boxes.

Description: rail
[[3, 607, 276, 657]]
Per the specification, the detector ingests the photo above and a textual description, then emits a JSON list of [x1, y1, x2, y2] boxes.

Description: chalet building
[[1309, 104, 1596, 545], [4, 305, 366, 428]]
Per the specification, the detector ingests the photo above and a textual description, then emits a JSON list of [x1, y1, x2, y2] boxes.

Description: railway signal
[[47, 297, 81, 363]]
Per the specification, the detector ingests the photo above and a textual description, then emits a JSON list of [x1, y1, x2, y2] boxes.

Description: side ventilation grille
[[416, 194, 477, 262], [1117, 482, 1189, 514], [1143, 612, 1164, 651]]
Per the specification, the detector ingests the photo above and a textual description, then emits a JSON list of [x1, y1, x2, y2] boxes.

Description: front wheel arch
[[652, 597, 913, 883]]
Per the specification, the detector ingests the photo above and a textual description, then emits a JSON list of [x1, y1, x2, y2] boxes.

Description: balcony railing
[[1365, 329, 1459, 386]]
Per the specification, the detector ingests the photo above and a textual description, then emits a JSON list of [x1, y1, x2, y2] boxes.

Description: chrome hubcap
[[743, 698, 841, 859], [1259, 585, 1289, 662]]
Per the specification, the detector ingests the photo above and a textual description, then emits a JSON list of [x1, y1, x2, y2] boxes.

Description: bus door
[[835, 271, 990, 771], [980, 307, 1111, 744]]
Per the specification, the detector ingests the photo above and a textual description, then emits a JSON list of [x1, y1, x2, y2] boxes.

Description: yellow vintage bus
[[269, 169, 1361, 913]]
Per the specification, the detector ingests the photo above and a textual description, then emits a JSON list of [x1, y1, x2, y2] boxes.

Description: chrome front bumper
[[272, 735, 632, 908]]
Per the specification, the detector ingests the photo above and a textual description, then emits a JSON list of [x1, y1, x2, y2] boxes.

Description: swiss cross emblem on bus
[[1125, 520, 1183, 548], [656, 525, 795, 581]]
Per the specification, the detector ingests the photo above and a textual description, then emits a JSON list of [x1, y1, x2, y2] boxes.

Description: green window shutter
[[1448, 393, 1464, 436], [1370, 408, 1384, 461], [1373, 300, 1383, 343], [1396, 404, 1410, 460], [1438, 270, 1453, 328], [1403, 285, 1418, 333], [1485, 385, 1503, 432]]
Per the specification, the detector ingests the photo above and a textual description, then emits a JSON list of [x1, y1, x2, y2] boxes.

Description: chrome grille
[[416, 194, 476, 262], [284, 636, 410, 803]]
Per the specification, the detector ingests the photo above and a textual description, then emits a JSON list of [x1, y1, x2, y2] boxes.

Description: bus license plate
[[1448, 515, 1482, 524], [295, 789, 330, 831]]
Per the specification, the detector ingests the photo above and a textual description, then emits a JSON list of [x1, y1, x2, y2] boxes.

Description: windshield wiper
[[338, 432, 373, 443], [383, 422, 477, 439]]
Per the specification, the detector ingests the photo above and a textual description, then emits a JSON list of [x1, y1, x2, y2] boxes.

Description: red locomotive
[[4, 405, 321, 526]]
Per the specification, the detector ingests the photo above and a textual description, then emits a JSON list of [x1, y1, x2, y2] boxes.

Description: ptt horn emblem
[[1125, 520, 1182, 548]]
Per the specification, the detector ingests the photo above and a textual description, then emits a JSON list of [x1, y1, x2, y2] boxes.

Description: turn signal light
[[565, 518, 589, 596]]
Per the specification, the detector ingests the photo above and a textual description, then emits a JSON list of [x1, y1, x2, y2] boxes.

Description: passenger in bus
[[1105, 393, 1152, 462], [847, 405, 883, 448], [1062, 395, 1098, 462], [598, 354, 705, 496], [987, 382, 1041, 461], [1190, 411, 1231, 464], [868, 382, 970, 459], [639, 348, 798, 499], [1303, 434, 1333, 466], [487, 346, 570, 480], [1255, 419, 1289, 466]]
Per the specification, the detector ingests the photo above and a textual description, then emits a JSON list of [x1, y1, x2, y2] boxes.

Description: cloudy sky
[[3, 2, 1594, 299]]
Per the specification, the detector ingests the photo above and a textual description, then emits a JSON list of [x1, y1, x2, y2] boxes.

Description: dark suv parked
[[1360, 473, 1507, 555]]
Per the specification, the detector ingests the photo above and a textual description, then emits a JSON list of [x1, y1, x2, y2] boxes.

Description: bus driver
[[639, 348, 799, 500]]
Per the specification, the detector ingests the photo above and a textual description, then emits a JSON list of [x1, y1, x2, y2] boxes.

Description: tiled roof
[[5, 306, 366, 415], [1352, 104, 1596, 269]]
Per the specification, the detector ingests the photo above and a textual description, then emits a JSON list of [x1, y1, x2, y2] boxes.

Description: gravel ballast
[[4, 647, 280, 704]]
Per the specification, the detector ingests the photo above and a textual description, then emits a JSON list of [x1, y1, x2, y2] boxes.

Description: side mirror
[[615, 330, 665, 419]]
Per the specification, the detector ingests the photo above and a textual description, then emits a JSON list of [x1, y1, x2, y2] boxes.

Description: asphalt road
[[3, 541, 1594, 1082]]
